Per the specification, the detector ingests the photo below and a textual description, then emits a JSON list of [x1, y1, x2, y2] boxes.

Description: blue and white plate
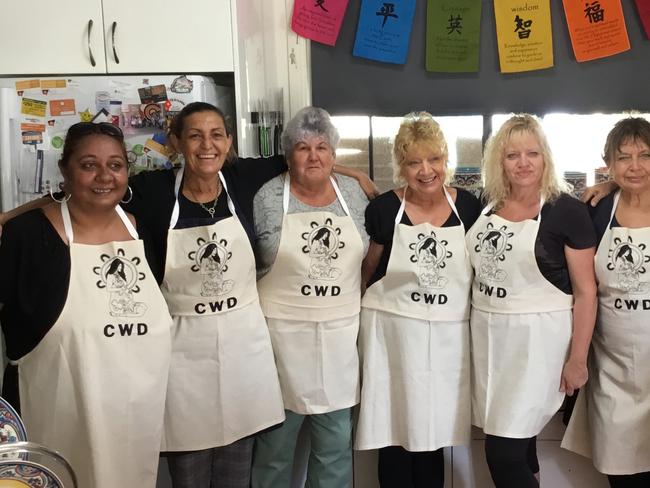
[[0, 460, 64, 487], [0, 398, 26, 445]]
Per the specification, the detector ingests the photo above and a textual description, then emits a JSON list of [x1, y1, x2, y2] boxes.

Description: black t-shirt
[[487, 193, 597, 294], [123, 155, 286, 275], [0, 209, 159, 362], [589, 192, 618, 244], [365, 188, 481, 286]]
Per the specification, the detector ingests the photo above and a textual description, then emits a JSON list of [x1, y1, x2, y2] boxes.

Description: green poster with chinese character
[[426, 0, 482, 72]]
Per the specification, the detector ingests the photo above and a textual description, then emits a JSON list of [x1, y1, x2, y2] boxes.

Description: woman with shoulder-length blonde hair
[[467, 114, 598, 487], [355, 112, 481, 488]]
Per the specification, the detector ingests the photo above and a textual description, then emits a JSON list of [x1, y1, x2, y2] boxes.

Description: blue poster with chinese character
[[352, 0, 417, 64]]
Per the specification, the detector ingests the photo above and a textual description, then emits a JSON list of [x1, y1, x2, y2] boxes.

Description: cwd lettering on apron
[[477, 282, 507, 297], [409, 292, 448, 304], [194, 297, 238, 313], [103, 322, 148, 337]]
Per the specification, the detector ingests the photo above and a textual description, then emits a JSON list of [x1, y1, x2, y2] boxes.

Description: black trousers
[[608, 472, 650, 488], [484, 435, 539, 488], [378, 446, 444, 488]]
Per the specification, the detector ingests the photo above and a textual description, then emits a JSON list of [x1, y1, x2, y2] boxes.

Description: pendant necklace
[[189, 181, 221, 218]]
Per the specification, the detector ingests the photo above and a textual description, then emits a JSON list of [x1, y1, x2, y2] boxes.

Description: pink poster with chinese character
[[636, 0, 650, 39], [291, 0, 350, 46]]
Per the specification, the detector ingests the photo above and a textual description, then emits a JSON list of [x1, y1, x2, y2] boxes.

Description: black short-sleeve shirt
[[365, 188, 481, 286], [533, 193, 597, 294], [589, 192, 618, 244], [122, 155, 286, 275]]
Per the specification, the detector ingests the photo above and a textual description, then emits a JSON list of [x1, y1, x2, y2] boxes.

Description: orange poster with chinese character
[[493, 0, 554, 73], [562, 0, 630, 62]]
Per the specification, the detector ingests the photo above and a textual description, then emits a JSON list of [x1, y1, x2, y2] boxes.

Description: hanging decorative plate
[[0, 461, 64, 488], [0, 398, 26, 444]]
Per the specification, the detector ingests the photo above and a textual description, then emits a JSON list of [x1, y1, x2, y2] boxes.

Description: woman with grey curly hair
[[251, 106, 369, 488], [467, 114, 597, 487]]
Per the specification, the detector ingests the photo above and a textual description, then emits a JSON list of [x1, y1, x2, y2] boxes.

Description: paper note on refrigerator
[[49, 99, 77, 116], [21, 98, 47, 117], [15, 79, 40, 92]]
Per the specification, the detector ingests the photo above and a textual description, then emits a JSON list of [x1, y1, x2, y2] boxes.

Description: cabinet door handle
[[87, 19, 96, 67], [111, 22, 120, 64]]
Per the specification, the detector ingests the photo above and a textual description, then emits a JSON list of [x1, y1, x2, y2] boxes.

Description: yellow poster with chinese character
[[562, 0, 629, 62], [494, 0, 554, 73]]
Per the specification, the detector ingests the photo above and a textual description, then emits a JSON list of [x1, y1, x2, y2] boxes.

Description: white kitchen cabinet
[[0, 0, 107, 74], [102, 0, 233, 73], [0, 0, 233, 75]]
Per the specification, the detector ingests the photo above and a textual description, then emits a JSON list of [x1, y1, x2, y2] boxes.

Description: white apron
[[256, 175, 364, 414], [160, 169, 284, 451], [562, 191, 650, 475], [355, 188, 472, 451], [467, 200, 573, 438], [16, 201, 172, 488]]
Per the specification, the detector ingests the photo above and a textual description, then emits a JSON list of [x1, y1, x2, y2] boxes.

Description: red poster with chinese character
[[562, 0, 630, 62], [636, 0, 650, 39], [291, 0, 350, 46]]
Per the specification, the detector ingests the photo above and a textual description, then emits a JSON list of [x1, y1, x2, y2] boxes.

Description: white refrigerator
[[0, 74, 234, 212]]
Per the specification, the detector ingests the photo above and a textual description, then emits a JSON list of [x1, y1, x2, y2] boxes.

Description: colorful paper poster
[[352, 0, 417, 64], [494, 0, 554, 73], [291, 0, 350, 46], [21, 98, 47, 117], [426, 0, 482, 72], [635, 0, 650, 39], [562, 0, 630, 62]]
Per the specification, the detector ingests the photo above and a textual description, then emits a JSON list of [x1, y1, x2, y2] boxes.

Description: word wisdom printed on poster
[[494, 0, 554, 73]]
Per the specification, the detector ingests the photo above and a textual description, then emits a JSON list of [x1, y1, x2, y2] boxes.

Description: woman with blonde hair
[[467, 114, 597, 487], [355, 112, 480, 487]]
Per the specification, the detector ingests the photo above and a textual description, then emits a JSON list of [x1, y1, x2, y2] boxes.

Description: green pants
[[251, 408, 353, 488]]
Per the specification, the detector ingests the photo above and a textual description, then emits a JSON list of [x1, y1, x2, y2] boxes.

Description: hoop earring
[[121, 185, 133, 204], [49, 186, 71, 203]]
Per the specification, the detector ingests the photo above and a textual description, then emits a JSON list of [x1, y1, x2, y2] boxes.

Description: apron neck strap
[[282, 174, 351, 216], [481, 197, 545, 222], [61, 200, 138, 244], [170, 168, 237, 229], [395, 186, 463, 228], [608, 190, 621, 227]]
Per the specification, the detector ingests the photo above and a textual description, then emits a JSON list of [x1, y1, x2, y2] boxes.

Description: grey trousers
[[166, 437, 255, 488]]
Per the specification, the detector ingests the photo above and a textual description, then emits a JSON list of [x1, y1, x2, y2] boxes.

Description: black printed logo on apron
[[607, 236, 650, 294], [188, 233, 234, 297], [475, 223, 513, 283], [301, 217, 345, 281], [409, 231, 452, 289], [94, 249, 148, 317]]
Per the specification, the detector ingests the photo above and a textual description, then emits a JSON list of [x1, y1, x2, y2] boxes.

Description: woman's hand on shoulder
[[333, 165, 379, 200], [581, 180, 618, 206]]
